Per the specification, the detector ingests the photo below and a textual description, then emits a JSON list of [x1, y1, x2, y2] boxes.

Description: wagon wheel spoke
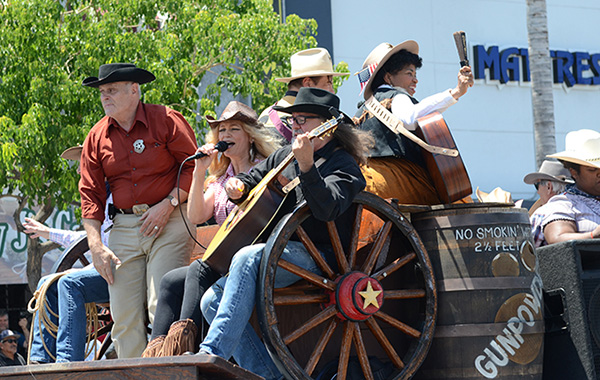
[[52, 235, 89, 273], [365, 317, 405, 369], [372, 251, 417, 281], [352, 321, 374, 380], [304, 318, 339, 376], [79, 256, 90, 267], [375, 310, 421, 339], [273, 293, 329, 306], [347, 203, 364, 269], [327, 221, 350, 274], [278, 259, 336, 292], [283, 305, 337, 345], [361, 220, 392, 275], [384, 289, 426, 300], [337, 321, 354, 380], [296, 226, 336, 279]]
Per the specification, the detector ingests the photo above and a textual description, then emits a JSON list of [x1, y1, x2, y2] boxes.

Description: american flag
[[356, 63, 378, 94]]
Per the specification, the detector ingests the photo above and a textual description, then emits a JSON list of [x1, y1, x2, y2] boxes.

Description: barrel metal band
[[412, 212, 529, 230], [434, 322, 544, 338], [439, 277, 533, 291]]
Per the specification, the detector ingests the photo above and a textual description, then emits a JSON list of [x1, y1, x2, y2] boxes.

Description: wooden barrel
[[411, 203, 544, 380]]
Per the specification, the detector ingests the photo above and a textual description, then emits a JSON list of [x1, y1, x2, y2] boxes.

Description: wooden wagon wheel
[[257, 192, 437, 380], [50, 234, 90, 273]]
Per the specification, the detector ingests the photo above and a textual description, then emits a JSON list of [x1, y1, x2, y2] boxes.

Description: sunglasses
[[534, 181, 545, 190], [3, 339, 17, 344], [283, 115, 321, 126]]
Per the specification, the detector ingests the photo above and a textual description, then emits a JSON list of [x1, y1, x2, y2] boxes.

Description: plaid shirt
[[48, 194, 113, 248], [206, 162, 261, 225], [48, 229, 87, 248], [206, 164, 238, 226]]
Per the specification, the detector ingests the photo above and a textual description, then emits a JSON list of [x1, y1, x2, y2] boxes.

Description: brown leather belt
[[116, 201, 185, 216], [116, 202, 159, 216], [116, 208, 135, 214]]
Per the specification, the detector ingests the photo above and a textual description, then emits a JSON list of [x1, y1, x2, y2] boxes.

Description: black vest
[[355, 88, 425, 168]]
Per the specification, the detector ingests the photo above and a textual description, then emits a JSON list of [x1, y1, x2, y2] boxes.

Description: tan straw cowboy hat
[[523, 159, 574, 185], [359, 40, 419, 100], [547, 129, 600, 169], [60, 145, 83, 161], [275, 48, 348, 83]]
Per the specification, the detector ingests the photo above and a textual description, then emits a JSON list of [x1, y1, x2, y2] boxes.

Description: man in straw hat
[[79, 63, 197, 357], [25, 145, 112, 363], [532, 129, 600, 247], [198, 88, 369, 380], [258, 47, 348, 143], [523, 159, 573, 216], [353, 40, 473, 205]]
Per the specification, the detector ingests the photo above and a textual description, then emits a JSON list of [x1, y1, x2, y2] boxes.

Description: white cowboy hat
[[358, 40, 419, 100], [275, 48, 348, 83], [547, 129, 600, 169], [523, 159, 574, 185]]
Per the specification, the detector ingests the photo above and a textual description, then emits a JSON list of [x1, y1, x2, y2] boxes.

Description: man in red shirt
[[79, 63, 197, 358]]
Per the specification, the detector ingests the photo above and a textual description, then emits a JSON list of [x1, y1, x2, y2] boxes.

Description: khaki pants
[[108, 207, 193, 358]]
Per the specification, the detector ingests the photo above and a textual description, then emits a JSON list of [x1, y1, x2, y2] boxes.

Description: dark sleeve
[[299, 150, 366, 221], [232, 146, 291, 204]]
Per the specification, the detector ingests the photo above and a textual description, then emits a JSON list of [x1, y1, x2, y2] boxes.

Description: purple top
[[531, 186, 600, 246]]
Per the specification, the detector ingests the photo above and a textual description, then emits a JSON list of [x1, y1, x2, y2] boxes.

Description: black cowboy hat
[[273, 87, 351, 122], [82, 63, 156, 88]]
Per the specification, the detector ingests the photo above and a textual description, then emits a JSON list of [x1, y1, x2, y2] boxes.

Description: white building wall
[[330, 0, 600, 201]]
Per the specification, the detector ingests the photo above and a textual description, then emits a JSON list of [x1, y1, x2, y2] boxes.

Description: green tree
[[0, 0, 348, 291]]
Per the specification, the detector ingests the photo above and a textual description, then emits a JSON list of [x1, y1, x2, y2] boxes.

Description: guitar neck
[[260, 151, 296, 189]]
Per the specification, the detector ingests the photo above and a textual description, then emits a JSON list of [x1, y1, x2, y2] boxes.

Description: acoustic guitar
[[202, 114, 344, 275], [414, 111, 472, 203]]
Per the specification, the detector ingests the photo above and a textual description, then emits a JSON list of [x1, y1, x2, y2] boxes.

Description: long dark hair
[[333, 122, 373, 166]]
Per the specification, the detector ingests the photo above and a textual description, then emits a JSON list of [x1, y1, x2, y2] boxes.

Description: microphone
[[190, 141, 231, 160]]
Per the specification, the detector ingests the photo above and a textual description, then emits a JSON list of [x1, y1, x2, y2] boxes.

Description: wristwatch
[[166, 195, 179, 207]]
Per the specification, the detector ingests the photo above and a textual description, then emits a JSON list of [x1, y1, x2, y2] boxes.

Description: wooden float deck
[[0, 355, 263, 380]]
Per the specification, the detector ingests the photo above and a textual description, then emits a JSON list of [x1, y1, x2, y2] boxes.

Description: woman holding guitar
[[354, 40, 474, 205], [142, 101, 280, 358], [196, 88, 370, 380]]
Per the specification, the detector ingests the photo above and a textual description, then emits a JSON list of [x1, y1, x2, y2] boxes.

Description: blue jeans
[[200, 241, 322, 380], [29, 267, 109, 363]]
